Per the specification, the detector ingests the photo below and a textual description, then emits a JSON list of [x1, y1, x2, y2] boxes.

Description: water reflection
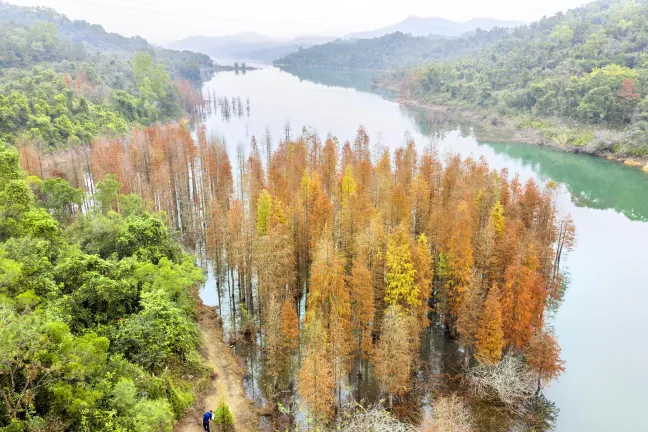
[[277, 66, 392, 97]]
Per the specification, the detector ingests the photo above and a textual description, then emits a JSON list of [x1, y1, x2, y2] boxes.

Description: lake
[[198, 66, 648, 431]]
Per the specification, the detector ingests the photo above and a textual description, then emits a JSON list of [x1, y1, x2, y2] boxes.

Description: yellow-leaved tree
[[385, 225, 419, 308]]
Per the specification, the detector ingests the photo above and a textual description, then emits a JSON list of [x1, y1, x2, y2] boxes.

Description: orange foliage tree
[[23, 123, 577, 419]]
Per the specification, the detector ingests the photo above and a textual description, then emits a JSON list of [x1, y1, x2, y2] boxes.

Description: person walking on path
[[202, 410, 213, 432]]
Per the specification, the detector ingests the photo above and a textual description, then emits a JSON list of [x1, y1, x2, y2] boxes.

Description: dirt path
[[175, 304, 259, 432]]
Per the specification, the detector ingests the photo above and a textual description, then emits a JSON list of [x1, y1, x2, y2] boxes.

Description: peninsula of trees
[[22, 121, 575, 430]]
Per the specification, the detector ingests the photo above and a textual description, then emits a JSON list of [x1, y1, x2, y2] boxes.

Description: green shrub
[[167, 380, 194, 420], [214, 400, 234, 426]]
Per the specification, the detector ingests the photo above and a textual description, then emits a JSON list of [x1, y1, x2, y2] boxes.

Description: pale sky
[[8, 0, 588, 43]]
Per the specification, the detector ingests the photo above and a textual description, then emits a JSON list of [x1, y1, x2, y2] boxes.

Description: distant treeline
[[274, 30, 511, 70]]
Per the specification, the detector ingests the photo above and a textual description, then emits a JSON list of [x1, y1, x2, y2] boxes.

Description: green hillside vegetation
[[0, 2, 212, 80], [0, 17, 207, 147], [0, 51, 184, 147], [0, 143, 207, 431], [405, 0, 648, 156], [274, 29, 510, 70]]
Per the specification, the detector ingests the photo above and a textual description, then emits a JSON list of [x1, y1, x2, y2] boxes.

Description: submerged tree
[[298, 316, 335, 423], [524, 330, 565, 392], [373, 306, 418, 409], [474, 286, 505, 365], [350, 261, 375, 359]]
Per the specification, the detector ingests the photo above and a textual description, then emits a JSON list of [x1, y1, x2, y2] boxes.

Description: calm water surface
[[198, 66, 648, 431]]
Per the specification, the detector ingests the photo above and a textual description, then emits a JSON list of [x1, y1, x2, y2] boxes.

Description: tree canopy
[[403, 0, 648, 155], [0, 143, 206, 430]]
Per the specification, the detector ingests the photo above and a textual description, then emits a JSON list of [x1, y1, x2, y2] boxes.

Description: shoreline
[[371, 80, 648, 172], [395, 96, 648, 171]]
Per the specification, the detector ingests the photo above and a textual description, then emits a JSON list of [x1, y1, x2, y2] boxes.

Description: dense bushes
[[0, 143, 207, 431]]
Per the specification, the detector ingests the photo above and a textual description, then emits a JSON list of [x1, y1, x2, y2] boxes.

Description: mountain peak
[[348, 16, 522, 39]]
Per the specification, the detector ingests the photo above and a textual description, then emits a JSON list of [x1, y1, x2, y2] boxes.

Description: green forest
[[0, 143, 208, 431], [403, 0, 648, 156], [0, 4, 213, 148]]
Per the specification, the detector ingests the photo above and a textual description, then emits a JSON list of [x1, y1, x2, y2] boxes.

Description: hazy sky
[[9, 0, 588, 42]]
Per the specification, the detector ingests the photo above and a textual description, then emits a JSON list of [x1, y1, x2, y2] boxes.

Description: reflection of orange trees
[[20, 124, 574, 422]]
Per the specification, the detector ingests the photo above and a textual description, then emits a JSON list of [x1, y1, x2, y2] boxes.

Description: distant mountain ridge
[[348, 16, 525, 39], [273, 28, 512, 70], [167, 33, 336, 63], [166, 16, 523, 63]]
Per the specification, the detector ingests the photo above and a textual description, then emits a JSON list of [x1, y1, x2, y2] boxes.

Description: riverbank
[[367, 73, 648, 173], [393, 96, 648, 172], [174, 303, 259, 432]]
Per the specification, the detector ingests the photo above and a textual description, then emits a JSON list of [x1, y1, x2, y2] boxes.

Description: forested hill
[[0, 4, 214, 148], [404, 0, 648, 156], [0, 2, 213, 80], [274, 29, 511, 70]]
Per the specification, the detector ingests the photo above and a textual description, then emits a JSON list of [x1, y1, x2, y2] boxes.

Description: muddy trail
[[175, 304, 259, 432]]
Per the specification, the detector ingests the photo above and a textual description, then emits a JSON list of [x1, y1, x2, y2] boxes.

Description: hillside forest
[[0, 4, 212, 148], [400, 0, 648, 156]]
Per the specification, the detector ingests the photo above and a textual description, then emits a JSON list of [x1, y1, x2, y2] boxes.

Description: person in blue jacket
[[203, 410, 213, 431]]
